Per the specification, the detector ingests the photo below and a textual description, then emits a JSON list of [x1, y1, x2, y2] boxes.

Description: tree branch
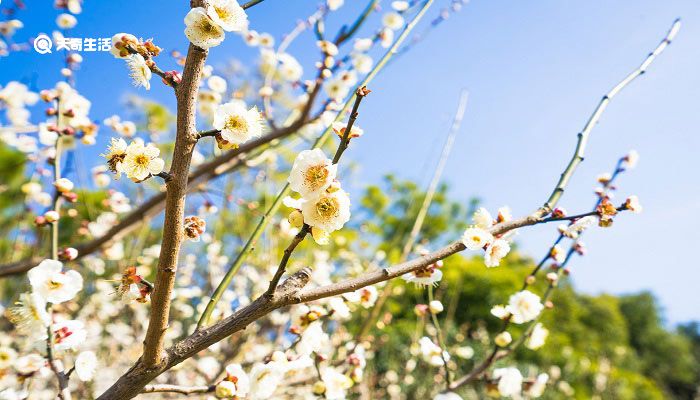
[[142, 36, 209, 368], [537, 18, 680, 216], [141, 384, 215, 394]]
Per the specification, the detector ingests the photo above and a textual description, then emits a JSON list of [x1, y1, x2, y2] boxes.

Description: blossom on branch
[[207, 0, 248, 32], [213, 101, 264, 148], [121, 140, 165, 182], [288, 149, 338, 199], [28, 259, 83, 304], [125, 54, 152, 90], [185, 7, 226, 49]]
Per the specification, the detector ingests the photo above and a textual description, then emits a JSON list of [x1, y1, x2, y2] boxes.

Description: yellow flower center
[[214, 6, 231, 21], [225, 115, 248, 133], [48, 280, 63, 290], [134, 154, 150, 167], [201, 19, 218, 34], [304, 165, 329, 191], [315, 196, 339, 220]]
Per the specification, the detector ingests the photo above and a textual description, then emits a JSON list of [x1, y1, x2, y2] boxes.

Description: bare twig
[[141, 384, 215, 394]]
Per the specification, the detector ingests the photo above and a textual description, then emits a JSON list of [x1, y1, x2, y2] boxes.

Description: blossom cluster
[[285, 148, 351, 244], [6, 260, 97, 388]]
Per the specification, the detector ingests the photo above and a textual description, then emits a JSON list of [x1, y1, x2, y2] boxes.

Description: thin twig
[[266, 224, 310, 296], [538, 18, 681, 216], [141, 384, 215, 394]]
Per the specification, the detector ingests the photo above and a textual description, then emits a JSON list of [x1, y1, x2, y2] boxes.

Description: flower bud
[[183, 216, 206, 242], [62, 192, 78, 203], [34, 216, 48, 226], [429, 300, 444, 314], [525, 275, 536, 285], [312, 381, 326, 395], [414, 304, 429, 317], [44, 210, 60, 223], [59, 247, 79, 261], [624, 195, 642, 213], [551, 208, 567, 218], [494, 331, 512, 347], [288, 210, 303, 228], [545, 272, 558, 284], [54, 178, 74, 193], [259, 86, 274, 97], [215, 380, 237, 398]]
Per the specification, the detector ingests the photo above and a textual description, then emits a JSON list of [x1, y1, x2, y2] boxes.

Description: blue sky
[[2, 0, 698, 324]]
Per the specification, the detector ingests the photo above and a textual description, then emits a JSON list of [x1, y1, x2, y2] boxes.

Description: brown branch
[[0, 100, 320, 278], [266, 224, 310, 295], [142, 36, 209, 368], [141, 384, 215, 395], [242, 0, 265, 9], [331, 86, 370, 164], [97, 204, 568, 398]]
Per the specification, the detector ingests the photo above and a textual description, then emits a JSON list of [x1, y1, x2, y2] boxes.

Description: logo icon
[[34, 34, 53, 54]]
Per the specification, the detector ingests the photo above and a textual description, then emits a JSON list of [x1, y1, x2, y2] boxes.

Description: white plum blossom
[[74, 351, 97, 381], [125, 54, 152, 90], [248, 360, 284, 399], [462, 227, 494, 250], [184, 7, 226, 49], [493, 367, 523, 397], [52, 319, 87, 352], [560, 215, 597, 238], [213, 101, 264, 147], [320, 367, 354, 400], [110, 33, 138, 58], [8, 292, 51, 340], [623, 150, 639, 169], [625, 195, 643, 213], [216, 380, 238, 398], [56, 13, 77, 29], [301, 189, 351, 233], [353, 38, 373, 52], [122, 140, 165, 181], [527, 373, 549, 398], [206, 0, 248, 32], [207, 75, 228, 93], [494, 331, 513, 347], [28, 259, 83, 304], [288, 149, 338, 199], [297, 322, 331, 357], [506, 290, 544, 324], [14, 354, 45, 375], [418, 336, 449, 366], [0, 347, 17, 369], [327, 0, 344, 10], [434, 392, 463, 400], [352, 53, 374, 74], [472, 207, 493, 229], [382, 12, 405, 30], [403, 265, 443, 287], [484, 239, 511, 267], [223, 363, 250, 397], [391, 1, 410, 11], [277, 52, 304, 82], [526, 323, 549, 350]]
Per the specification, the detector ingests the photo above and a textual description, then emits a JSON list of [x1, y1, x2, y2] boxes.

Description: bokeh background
[[3, 0, 697, 323]]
